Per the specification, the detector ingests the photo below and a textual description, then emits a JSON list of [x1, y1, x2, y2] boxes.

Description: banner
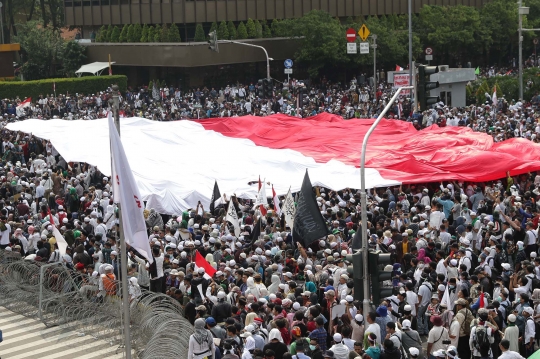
[[108, 114, 154, 263], [393, 73, 410, 95], [292, 170, 329, 247], [225, 199, 240, 237], [283, 188, 296, 230]]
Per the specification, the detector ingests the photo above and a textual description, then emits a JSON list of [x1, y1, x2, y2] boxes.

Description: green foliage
[[271, 19, 281, 37], [263, 23, 272, 38], [255, 20, 263, 38], [126, 24, 136, 43], [62, 41, 86, 78], [96, 25, 107, 42], [228, 21, 237, 40], [141, 24, 149, 42], [209, 22, 218, 36], [153, 24, 161, 42], [134, 24, 143, 43], [15, 21, 65, 80], [237, 22, 248, 39], [0, 76, 128, 100], [194, 24, 206, 42], [161, 24, 169, 42], [146, 26, 155, 42], [479, 0, 518, 65], [168, 23, 181, 42], [119, 24, 129, 42], [109, 26, 121, 42], [217, 21, 229, 40], [246, 18, 256, 38]]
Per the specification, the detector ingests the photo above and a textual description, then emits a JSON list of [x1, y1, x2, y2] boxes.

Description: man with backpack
[[454, 298, 474, 359], [469, 308, 496, 359], [521, 307, 536, 357]]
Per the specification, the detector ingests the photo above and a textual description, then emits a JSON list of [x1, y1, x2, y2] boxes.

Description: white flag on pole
[[48, 210, 68, 257], [225, 199, 240, 237], [272, 185, 281, 215], [108, 114, 154, 263], [283, 188, 296, 230], [492, 86, 497, 107], [254, 178, 267, 207]]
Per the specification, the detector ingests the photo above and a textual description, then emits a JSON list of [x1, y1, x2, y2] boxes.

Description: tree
[[209, 22, 218, 36], [263, 23, 272, 38], [126, 24, 136, 42], [217, 21, 229, 40], [96, 25, 107, 42], [153, 24, 161, 42], [246, 18, 256, 38], [105, 25, 113, 42], [194, 23, 206, 42], [62, 40, 86, 77], [237, 22, 248, 39], [228, 21, 237, 40], [161, 24, 169, 42], [15, 21, 65, 80], [141, 24, 149, 42], [147, 26, 155, 43], [134, 23, 143, 42], [480, 0, 518, 65], [168, 23, 181, 42], [119, 24, 129, 42], [255, 20, 263, 38], [109, 26, 121, 42], [271, 19, 281, 37]]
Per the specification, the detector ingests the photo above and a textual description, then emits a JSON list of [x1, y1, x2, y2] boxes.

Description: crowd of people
[[1, 69, 540, 359]]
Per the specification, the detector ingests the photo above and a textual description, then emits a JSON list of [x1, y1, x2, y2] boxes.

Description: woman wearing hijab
[[417, 248, 431, 264], [103, 205, 115, 230], [129, 277, 142, 301], [267, 274, 281, 294], [263, 329, 288, 359], [241, 333, 256, 359], [188, 318, 216, 359]]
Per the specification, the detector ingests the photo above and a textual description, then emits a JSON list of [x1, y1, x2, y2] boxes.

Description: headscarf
[[245, 336, 256, 351], [192, 318, 212, 345], [417, 248, 431, 263], [267, 274, 280, 294], [268, 328, 284, 343]]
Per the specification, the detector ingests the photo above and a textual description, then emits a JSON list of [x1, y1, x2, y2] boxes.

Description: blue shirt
[[309, 327, 328, 351]]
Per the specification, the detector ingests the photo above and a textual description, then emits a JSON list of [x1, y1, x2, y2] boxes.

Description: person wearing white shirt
[[0, 220, 11, 249], [523, 307, 536, 357], [405, 284, 419, 316]]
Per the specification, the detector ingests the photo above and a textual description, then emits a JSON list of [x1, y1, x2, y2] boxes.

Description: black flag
[[251, 218, 261, 243], [293, 170, 330, 247], [209, 180, 221, 215]]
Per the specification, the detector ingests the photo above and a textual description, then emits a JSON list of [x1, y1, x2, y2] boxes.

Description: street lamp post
[[360, 86, 413, 317], [0, 2, 5, 45], [227, 41, 271, 79], [408, 0, 413, 86]]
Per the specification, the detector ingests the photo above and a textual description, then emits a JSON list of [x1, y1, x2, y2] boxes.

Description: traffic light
[[417, 64, 439, 111], [346, 250, 364, 301], [262, 78, 273, 98], [257, 79, 264, 98], [208, 31, 218, 52], [368, 250, 393, 305]]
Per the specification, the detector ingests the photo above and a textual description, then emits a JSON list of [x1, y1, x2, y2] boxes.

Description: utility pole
[[360, 85, 414, 317], [110, 84, 131, 359], [408, 0, 413, 86], [0, 2, 4, 45], [519, 0, 524, 100], [371, 34, 377, 95]]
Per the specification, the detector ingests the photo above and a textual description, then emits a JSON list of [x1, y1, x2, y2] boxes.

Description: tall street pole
[[111, 84, 132, 359], [360, 85, 413, 317], [408, 0, 413, 86], [372, 35, 377, 95], [519, 0, 523, 100], [0, 2, 4, 45]]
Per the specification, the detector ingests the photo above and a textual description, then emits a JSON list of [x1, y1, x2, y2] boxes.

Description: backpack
[[473, 324, 490, 352], [461, 309, 473, 336]]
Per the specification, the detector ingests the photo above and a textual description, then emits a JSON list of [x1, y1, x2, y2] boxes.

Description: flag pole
[[110, 85, 132, 359]]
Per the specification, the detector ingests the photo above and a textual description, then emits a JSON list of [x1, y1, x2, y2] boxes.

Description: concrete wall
[[83, 38, 299, 67]]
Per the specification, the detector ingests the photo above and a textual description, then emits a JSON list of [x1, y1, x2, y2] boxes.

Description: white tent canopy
[[6, 118, 400, 215], [75, 62, 115, 76]]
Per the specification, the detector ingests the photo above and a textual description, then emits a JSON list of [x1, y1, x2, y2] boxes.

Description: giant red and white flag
[[48, 208, 68, 256], [272, 184, 281, 215], [108, 114, 153, 263]]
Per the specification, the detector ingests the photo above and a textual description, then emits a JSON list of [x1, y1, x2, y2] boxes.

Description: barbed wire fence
[[0, 249, 193, 358]]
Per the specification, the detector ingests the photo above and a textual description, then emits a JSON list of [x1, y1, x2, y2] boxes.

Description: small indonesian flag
[[396, 65, 404, 72], [256, 175, 267, 216], [47, 208, 68, 256], [16, 98, 31, 109], [194, 250, 216, 280]]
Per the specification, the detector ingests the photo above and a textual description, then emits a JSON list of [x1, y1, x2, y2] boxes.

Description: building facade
[[65, 0, 489, 29]]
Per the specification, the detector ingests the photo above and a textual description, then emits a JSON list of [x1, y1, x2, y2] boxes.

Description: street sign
[[425, 47, 433, 55], [425, 54, 433, 61], [347, 43, 357, 54], [284, 59, 293, 69], [359, 24, 370, 41], [360, 42, 369, 54], [534, 38, 539, 45], [284, 68, 293, 74], [346, 28, 356, 43]]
